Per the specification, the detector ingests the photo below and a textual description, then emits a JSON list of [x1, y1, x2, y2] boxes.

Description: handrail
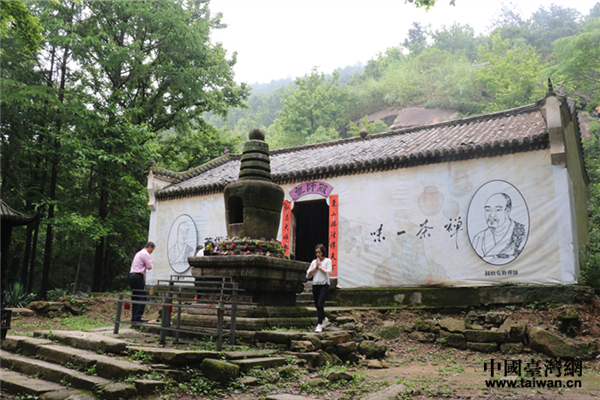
[[113, 276, 250, 351]]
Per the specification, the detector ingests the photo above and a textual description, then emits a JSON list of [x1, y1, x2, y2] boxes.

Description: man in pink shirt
[[129, 242, 155, 322]]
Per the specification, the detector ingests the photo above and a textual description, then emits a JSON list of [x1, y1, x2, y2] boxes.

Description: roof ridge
[[151, 154, 241, 181], [269, 104, 539, 156]]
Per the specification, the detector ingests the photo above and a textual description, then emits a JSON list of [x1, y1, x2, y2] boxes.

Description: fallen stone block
[[466, 342, 499, 353], [464, 329, 507, 343], [134, 379, 166, 396], [201, 358, 240, 384], [290, 340, 315, 352], [438, 318, 466, 333], [96, 381, 137, 400], [326, 370, 353, 381], [230, 356, 287, 372], [498, 319, 528, 342], [408, 331, 436, 343], [358, 340, 388, 359], [501, 342, 524, 354], [528, 327, 597, 360], [439, 331, 466, 350]]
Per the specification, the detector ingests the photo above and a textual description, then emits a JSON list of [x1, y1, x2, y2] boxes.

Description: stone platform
[[189, 255, 309, 306]]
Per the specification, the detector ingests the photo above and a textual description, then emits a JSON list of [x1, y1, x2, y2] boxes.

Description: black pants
[[128, 273, 147, 321], [312, 284, 329, 324]]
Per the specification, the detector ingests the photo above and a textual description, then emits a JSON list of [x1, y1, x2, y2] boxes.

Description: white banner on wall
[[149, 150, 577, 288], [285, 150, 576, 288]]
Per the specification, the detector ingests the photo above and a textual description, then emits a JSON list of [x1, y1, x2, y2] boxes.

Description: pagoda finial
[[546, 77, 556, 98]]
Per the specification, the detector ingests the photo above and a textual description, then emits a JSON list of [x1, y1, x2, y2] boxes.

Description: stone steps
[[179, 313, 315, 331], [0, 349, 134, 394], [0, 329, 305, 399], [0, 369, 87, 399], [0, 334, 155, 399]]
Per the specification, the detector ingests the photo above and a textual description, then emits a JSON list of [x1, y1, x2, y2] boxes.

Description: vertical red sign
[[329, 195, 338, 277], [281, 200, 291, 256]]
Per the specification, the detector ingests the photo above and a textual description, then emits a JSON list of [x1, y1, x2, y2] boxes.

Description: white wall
[[149, 149, 577, 288]]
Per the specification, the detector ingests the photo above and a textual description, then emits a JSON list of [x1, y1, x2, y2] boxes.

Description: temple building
[[145, 87, 588, 289]]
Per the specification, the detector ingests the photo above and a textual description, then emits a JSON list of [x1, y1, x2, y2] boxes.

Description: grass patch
[[59, 315, 108, 330]]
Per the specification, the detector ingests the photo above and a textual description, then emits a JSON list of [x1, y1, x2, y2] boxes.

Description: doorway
[[293, 199, 329, 262]]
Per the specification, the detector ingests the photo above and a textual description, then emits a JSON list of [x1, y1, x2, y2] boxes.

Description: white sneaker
[[322, 317, 329, 328], [315, 324, 323, 333]]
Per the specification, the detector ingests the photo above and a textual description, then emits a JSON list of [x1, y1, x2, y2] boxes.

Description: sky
[[209, 0, 599, 85]]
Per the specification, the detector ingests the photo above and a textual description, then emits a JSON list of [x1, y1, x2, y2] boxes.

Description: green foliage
[[150, 124, 243, 172], [347, 116, 389, 137], [131, 350, 155, 363], [1, 0, 248, 296], [3, 282, 35, 308], [270, 67, 348, 148], [551, 17, 600, 104], [476, 33, 547, 112], [85, 364, 97, 376], [304, 126, 340, 145], [0, 0, 43, 53], [60, 315, 106, 331], [405, 0, 455, 11], [582, 127, 600, 294], [46, 288, 68, 302]]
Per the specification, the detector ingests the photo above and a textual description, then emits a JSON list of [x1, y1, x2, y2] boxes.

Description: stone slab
[[1, 335, 53, 355], [230, 356, 287, 372], [97, 381, 137, 400], [223, 349, 278, 360], [134, 379, 166, 396], [254, 331, 305, 344], [0, 369, 67, 396], [6, 307, 35, 317], [266, 395, 319, 400], [33, 330, 128, 354], [34, 344, 149, 378], [127, 345, 219, 365], [0, 349, 110, 391]]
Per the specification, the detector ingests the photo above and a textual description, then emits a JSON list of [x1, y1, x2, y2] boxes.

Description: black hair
[[315, 243, 327, 257], [145, 241, 155, 249]]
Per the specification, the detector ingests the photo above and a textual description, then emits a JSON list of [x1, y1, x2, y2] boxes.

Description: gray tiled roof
[[155, 104, 549, 199]]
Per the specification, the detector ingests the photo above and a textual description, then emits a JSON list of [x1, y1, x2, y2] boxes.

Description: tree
[[272, 67, 348, 148], [347, 116, 389, 137], [476, 34, 546, 112], [151, 124, 243, 172], [402, 22, 429, 55], [551, 17, 600, 106], [404, 0, 455, 11], [1, 0, 248, 297], [528, 4, 582, 59], [0, 0, 43, 53], [431, 23, 481, 61]]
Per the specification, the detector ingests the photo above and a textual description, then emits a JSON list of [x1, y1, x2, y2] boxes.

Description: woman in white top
[[306, 244, 332, 332]]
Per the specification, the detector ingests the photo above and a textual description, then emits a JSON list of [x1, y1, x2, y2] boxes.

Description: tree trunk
[[40, 33, 71, 299], [21, 221, 34, 287], [27, 215, 41, 293], [92, 186, 108, 292], [40, 150, 59, 299]]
